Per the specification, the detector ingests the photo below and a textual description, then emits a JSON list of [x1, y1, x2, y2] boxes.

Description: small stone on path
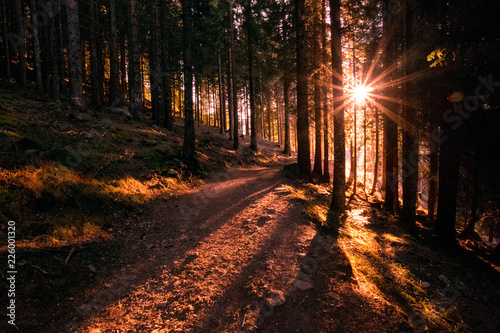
[[421, 281, 431, 288], [265, 290, 286, 307], [293, 279, 314, 291]]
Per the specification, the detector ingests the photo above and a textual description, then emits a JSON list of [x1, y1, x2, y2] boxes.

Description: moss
[[0, 103, 16, 128]]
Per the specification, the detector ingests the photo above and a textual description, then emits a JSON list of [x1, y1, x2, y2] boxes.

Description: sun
[[354, 85, 372, 102]]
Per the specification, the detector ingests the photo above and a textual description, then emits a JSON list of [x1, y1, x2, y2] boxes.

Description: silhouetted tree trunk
[[427, 138, 438, 221], [436, 123, 460, 246], [160, 0, 173, 130], [462, 156, 481, 235], [283, 72, 292, 156], [29, 0, 42, 92], [120, 37, 127, 100], [295, 0, 311, 177], [109, 0, 120, 105], [182, 0, 196, 168], [14, 0, 26, 86], [329, 0, 346, 225], [229, 0, 238, 149], [383, 0, 398, 214], [246, 0, 257, 150], [218, 51, 226, 133], [2, 0, 10, 80], [66, 0, 84, 109], [363, 106, 367, 195], [128, 0, 142, 120], [57, 4, 66, 95], [90, 0, 101, 109], [150, 0, 163, 124], [312, 0, 322, 176], [322, 0, 329, 180], [48, 10, 59, 98], [401, 0, 418, 233], [227, 30, 234, 140], [370, 109, 379, 195]]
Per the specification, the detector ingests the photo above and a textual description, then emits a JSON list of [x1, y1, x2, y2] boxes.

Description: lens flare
[[354, 85, 372, 102]]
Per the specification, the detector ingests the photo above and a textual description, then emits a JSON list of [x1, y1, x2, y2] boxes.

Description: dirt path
[[70, 166, 406, 332]]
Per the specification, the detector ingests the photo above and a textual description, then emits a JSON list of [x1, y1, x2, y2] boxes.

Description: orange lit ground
[[69, 167, 407, 333]]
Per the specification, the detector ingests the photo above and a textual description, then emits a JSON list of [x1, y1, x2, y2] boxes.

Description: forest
[[0, 0, 500, 331]]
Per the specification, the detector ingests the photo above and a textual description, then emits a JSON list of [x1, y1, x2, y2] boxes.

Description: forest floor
[[1, 83, 500, 332]]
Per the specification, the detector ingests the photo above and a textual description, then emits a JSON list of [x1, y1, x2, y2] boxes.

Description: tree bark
[[160, 0, 173, 130], [283, 73, 291, 155], [218, 51, 226, 133], [90, 0, 101, 109], [383, 0, 398, 214], [182, 0, 196, 168], [2, 0, 11, 80], [295, 0, 311, 177], [14, 0, 26, 86], [436, 124, 460, 246], [322, 0, 329, 180], [329, 0, 346, 225], [48, 9, 59, 98], [109, 0, 120, 105], [370, 109, 379, 195], [66, 0, 84, 109], [246, 0, 257, 149], [400, 0, 418, 233], [29, 0, 43, 92], [312, 0, 322, 176], [229, 0, 238, 149], [128, 0, 142, 120], [427, 137, 439, 221]]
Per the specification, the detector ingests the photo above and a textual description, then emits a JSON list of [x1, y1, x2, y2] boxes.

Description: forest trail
[[72, 166, 410, 333]]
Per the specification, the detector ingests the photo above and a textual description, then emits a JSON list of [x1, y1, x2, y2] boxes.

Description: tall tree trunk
[[2, 0, 11, 80], [57, 4, 66, 95], [322, 0, 329, 181], [247, 1, 257, 151], [353, 103, 358, 196], [400, 0, 418, 233], [370, 109, 379, 195], [182, 0, 196, 167], [267, 95, 272, 141], [29, 0, 42, 92], [90, 0, 101, 109], [436, 124, 460, 246], [259, 68, 265, 139], [150, 0, 163, 125], [128, 0, 142, 120], [227, 30, 234, 140], [363, 106, 367, 195], [295, 0, 311, 177], [66, 0, 84, 109], [383, 0, 398, 214], [109, 0, 120, 105], [462, 156, 481, 235], [120, 37, 127, 100], [48, 10, 59, 98], [283, 73, 291, 155], [229, 0, 238, 149], [160, 0, 173, 130], [427, 138, 439, 221], [218, 51, 226, 133], [312, 0, 322, 176], [329, 0, 346, 225], [14, 0, 26, 86]]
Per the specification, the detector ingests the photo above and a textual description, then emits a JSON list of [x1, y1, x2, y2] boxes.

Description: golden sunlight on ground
[[338, 203, 460, 331], [75, 168, 318, 332]]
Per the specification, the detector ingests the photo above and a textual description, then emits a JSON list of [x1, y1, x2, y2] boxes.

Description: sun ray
[[365, 96, 417, 134]]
